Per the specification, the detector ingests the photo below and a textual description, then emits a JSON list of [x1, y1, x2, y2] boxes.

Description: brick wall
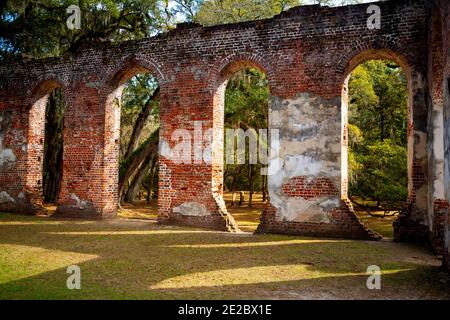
[[0, 1, 445, 249], [440, 0, 450, 272]]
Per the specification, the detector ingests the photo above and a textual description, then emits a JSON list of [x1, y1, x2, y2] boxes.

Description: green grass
[[356, 211, 397, 239], [0, 213, 448, 300]]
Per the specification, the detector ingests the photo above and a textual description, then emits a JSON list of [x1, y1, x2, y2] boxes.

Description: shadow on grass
[[0, 213, 448, 300]]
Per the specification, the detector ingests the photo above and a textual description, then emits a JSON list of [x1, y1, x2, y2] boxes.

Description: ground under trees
[[0, 213, 448, 300]]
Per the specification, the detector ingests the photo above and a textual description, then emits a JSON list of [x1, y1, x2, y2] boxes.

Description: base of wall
[[159, 214, 230, 231], [393, 214, 429, 245], [430, 200, 449, 255], [393, 200, 448, 257], [0, 201, 46, 215], [430, 214, 445, 255], [256, 200, 382, 240], [53, 205, 116, 219]]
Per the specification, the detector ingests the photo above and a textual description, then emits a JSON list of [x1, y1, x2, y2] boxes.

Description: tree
[[223, 69, 269, 207], [348, 60, 408, 208], [0, 0, 173, 60], [195, 0, 300, 26], [119, 73, 160, 204], [43, 88, 65, 203]]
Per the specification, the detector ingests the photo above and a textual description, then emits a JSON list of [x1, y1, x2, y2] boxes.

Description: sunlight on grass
[[0, 220, 96, 226], [356, 211, 397, 239], [0, 244, 98, 284], [0, 213, 447, 300], [163, 239, 344, 248], [223, 192, 263, 232], [150, 265, 413, 289], [44, 230, 219, 236]]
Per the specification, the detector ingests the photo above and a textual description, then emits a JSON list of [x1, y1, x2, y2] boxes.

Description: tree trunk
[[262, 174, 267, 202], [249, 164, 254, 208], [119, 130, 159, 204], [231, 166, 241, 206], [43, 89, 65, 204], [123, 88, 159, 161], [125, 152, 155, 203], [147, 157, 158, 204]]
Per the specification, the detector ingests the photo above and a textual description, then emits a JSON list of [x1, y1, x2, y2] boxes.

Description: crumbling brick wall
[[0, 0, 446, 249], [440, 0, 450, 272]]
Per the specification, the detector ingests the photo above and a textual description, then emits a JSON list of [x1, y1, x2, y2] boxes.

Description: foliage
[[120, 73, 160, 158], [349, 60, 408, 146], [0, 0, 173, 59], [1, 0, 407, 207], [223, 69, 269, 193], [195, 0, 300, 25], [349, 139, 408, 205], [348, 60, 408, 207]]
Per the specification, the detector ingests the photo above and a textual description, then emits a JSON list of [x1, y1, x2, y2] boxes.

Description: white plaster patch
[[0, 191, 15, 203], [173, 202, 209, 217], [284, 155, 323, 177], [0, 148, 16, 166], [70, 193, 90, 209], [267, 93, 343, 224], [280, 197, 332, 223]]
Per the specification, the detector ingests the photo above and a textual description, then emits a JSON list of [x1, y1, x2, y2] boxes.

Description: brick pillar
[[440, 0, 450, 273], [424, 6, 447, 254], [56, 80, 116, 218], [393, 68, 430, 244], [157, 69, 235, 230], [256, 92, 380, 240], [0, 94, 41, 213]]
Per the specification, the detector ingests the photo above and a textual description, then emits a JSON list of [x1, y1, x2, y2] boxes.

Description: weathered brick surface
[[282, 177, 338, 199], [0, 0, 447, 259], [257, 199, 382, 240], [439, 0, 450, 272]]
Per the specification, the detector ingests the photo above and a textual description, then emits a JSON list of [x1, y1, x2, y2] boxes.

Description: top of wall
[[0, 0, 432, 95]]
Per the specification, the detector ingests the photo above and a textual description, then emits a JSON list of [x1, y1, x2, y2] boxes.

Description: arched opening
[[28, 81, 66, 213], [105, 64, 161, 220], [342, 51, 412, 239], [42, 88, 65, 206], [213, 61, 270, 232]]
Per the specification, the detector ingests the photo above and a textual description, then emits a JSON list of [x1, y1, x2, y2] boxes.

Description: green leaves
[[195, 0, 300, 26], [349, 140, 407, 205], [348, 60, 408, 207], [0, 0, 171, 59]]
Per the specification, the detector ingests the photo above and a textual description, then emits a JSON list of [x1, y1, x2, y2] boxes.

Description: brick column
[[56, 80, 115, 218], [393, 67, 430, 244], [0, 93, 39, 213], [157, 67, 235, 230], [440, 0, 450, 273]]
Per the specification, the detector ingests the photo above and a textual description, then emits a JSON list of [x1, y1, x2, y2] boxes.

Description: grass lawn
[[0, 212, 449, 300]]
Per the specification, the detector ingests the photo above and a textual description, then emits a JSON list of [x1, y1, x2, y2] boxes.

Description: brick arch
[[102, 55, 166, 93], [336, 39, 415, 82], [209, 52, 275, 92], [209, 53, 273, 232], [26, 78, 69, 211], [99, 56, 165, 215], [26, 77, 69, 108], [339, 47, 415, 220]]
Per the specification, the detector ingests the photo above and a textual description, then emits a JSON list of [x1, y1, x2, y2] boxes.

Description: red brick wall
[[282, 177, 337, 199], [0, 1, 439, 244]]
